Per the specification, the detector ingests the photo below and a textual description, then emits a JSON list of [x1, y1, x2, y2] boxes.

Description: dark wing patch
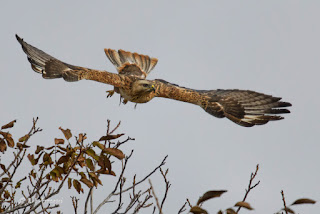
[[201, 89, 291, 127]]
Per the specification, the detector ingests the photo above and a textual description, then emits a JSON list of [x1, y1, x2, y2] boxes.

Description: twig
[[71, 196, 79, 214], [114, 155, 168, 195], [281, 190, 288, 214], [159, 168, 171, 211], [93, 150, 134, 214], [178, 202, 187, 214], [149, 179, 162, 214], [236, 164, 260, 213]]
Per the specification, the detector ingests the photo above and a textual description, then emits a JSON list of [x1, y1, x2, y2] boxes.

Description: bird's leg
[[106, 90, 115, 98], [123, 99, 128, 105]]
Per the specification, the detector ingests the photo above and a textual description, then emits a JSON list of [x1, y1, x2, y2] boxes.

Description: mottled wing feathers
[[104, 49, 158, 79], [202, 90, 291, 127], [16, 35, 126, 86], [16, 34, 79, 81]]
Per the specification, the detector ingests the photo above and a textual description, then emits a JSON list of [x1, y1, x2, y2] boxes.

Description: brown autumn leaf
[[46, 145, 55, 150], [234, 201, 254, 210], [73, 179, 83, 194], [68, 178, 72, 189], [55, 138, 65, 145], [0, 132, 15, 148], [98, 155, 112, 172], [57, 145, 67, 152], [16, 143, 30, 150], [226, 208, 237, 214], [35, 146, 44, 154], [282, 207, 295, 214], [80, 177, 94, 188], [57, 155, 70, 165], [78, 133, 87, 143], [59, 127, 72, 140], [92, 141, 105, 150], [85, 149, 100, 161], [30, 170, 36, 179], [1, 120, 16, 130], [197, 190, 227, 205], [85, 158, 95, 171], [99, 133, 124, 141], [19, 134, 30, 142], [88, 172, 102, 186], [1, 177, 11, 182], [291, 198, 316, 205], [190, 206, 208, 214], [43, 153, 53, 166], [0, 164, 6, 172], [50, 170, 59, 182], [4, 190, 10, 199], [104, 148, 125, 160], [0, 139, 7, 152], [27, 154, 36, 165]]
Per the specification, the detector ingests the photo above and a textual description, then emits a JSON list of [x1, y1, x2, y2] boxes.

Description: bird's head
[[132, 80, 156, 96]]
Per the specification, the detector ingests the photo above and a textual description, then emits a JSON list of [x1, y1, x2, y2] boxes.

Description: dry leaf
[[0, 164, 6, 172], [99, 133, 124, 141], [98, 155, 112, 172], [19, 134, 30, 142], [57, 155, 70, 165], [85, 158, 95, 171], [55, 138, 65, 145], [226, 208, 237, 214], [16, 143, 30, 150], [85, 149, 99, 161], [282, 207, 295, 213], [197, 190, 227, 205], [68, 178, 72, 189], [35, 146, 44, 154], [1, 120, 16, 129], [28, 154, 36, 165], [291, 198, 316, 205], [73, 179, 83, 194], [234, 201, 254, 210], [190, 206, 208, 214], [59, 127, 72, 140], [104, 148, 125, 160], [92, 141, 105, 150], [78, 133, 87, 142], [0, 139, 7, 152], [80, 177, 94, 188]]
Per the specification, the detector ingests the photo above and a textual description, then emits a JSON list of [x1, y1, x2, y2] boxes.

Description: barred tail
[[16, 34, 81, 82], [201, 89, 292, 127]]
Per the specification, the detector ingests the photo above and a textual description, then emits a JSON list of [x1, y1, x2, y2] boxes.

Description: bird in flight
[[16, 35, 291, 127]]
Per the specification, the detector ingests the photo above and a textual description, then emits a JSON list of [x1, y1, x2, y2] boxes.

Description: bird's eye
[[142, 84, 149, 87]]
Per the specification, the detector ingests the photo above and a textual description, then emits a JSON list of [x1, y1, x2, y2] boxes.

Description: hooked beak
[[150, 84, 155, 92]]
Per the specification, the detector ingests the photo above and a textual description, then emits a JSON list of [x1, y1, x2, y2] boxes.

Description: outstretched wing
[[201, 90, 291, 127], [155, 80, 291, 127], [104, 49, 158, 79], [16, 35, 130, 88]]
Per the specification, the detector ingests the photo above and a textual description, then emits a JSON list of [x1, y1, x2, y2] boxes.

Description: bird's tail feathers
[[201, 90, 291, 127], [104, 48, 158, 76]]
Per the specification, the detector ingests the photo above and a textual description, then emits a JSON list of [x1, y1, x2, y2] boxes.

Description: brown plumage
[[16, 34, 292, 127]]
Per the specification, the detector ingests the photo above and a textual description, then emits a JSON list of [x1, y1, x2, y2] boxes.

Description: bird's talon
[[106, 90, 115, 98]]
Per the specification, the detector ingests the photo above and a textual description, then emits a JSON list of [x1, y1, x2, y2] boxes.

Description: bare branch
[[149, 179, 162, 214], [236, 164, 260, 213], [281, 190, 288, 214]]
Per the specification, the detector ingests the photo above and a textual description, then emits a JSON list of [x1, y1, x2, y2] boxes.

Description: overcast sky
[[1, 1, 320, 213]]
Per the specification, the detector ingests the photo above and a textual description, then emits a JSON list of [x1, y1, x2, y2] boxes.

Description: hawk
[[16, 35, 291, 127]]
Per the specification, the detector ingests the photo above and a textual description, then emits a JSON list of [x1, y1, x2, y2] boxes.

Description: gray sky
[[1, 1, 320, 213]]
